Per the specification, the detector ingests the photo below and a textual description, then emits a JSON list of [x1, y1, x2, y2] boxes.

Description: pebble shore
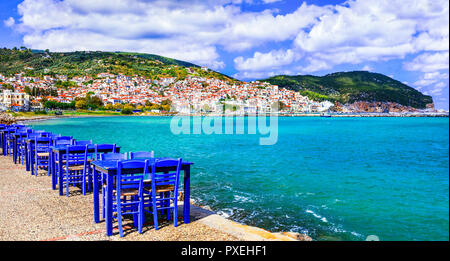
[[0, 156, 239, 241]]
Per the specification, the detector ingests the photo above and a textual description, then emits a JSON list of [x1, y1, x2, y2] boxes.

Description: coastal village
[[0, 70, 440, 115], [0, 71, 333, 114]]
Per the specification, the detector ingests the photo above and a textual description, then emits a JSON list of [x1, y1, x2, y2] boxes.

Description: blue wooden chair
[[94, 144, 117, 160], [54, 136, 73, 146], [129, 151, 154, 159], [34, 131, 52, 137], [115, 160, 149, 237], [52, 137, 74, 179], [17, 129, 33, 165], [4, 128, 18, 156], [99, 152, 128, 219], [144, 158, 182, 230], [100, 152, 127, 161], [34, 137, 51, 176], [26, 133, 43, 173], [75, 140, 92, 146], [89, 144, 116, 190], [63, 145, 89, 196]]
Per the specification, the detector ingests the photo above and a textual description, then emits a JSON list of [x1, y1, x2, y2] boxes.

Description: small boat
[[320, 113, 332, 117]]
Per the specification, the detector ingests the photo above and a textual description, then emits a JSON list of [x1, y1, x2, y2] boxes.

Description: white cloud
[[297, 58, 331, 73], [404, 51, 449, 72], [12, 0, 329, 67], [292, 0, 449, 72], [3, 17, 15, 27], [362, 65, 373, 71], [234, 49, 298, 71], [262, 0, 282, 3], [221, 2, 332, 52], [428, 81, 447, 95], [232, 0, 449, 79], [232, 68, 293, 80], [413, 71, 449, 87], [15, 0, 236, 67]]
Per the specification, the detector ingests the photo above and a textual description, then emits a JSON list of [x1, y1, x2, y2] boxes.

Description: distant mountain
[[0, 48, 237, 84], [260, 71, 433, 109]]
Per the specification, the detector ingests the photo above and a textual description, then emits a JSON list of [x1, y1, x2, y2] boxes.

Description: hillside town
[[0, 72, 338, 114]]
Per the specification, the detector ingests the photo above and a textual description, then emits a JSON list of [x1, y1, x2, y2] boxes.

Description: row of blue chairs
[[1, 124, 183, 237]]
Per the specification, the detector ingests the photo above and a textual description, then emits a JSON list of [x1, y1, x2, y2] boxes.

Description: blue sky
[[1, 0, 449, 109]]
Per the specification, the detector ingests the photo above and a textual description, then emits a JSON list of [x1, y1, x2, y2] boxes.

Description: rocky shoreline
[[0, 113, 17, 124]]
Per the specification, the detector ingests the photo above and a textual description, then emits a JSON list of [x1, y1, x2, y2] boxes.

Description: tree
[[75, 99, 87, 109], [161, 99, 172, 106], [160, 104, 171, 112], [121, 104, 134, 114], [24, 86, 32, 95], [104, 103, 114, 110], [149, 104, 160, 111]]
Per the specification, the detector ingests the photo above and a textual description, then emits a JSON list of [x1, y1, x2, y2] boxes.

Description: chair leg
[[166, 192, 171, 221], [34, 157, 37, 176], [133, 196, 138, 228], [66, 172, 70, 197], [102, 187, 106, 219], [138, 200, 143, 234], [117, 207, 124, 237], [153, 200, 159, 230], [82, 170, 86, 196], [47, 158, 51, 176], [173, 200, 178, 227], [87, 168, 91, 193]]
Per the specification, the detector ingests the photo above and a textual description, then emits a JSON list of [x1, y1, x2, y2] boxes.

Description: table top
[[51, 144, 120, 153]]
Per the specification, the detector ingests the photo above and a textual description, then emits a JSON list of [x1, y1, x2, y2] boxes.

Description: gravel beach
[[0, 155, 240, 241]]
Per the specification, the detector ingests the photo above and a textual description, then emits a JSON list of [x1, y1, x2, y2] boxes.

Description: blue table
[[50, 145, 120, 195], [0, 129, 14, 156], [0, 129, 7, 155], [12, 132, 28, 164], [91, 158, 193, 236]]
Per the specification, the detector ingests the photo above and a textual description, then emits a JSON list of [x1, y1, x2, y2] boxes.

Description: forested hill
[[260, 71, 433, 109], [0, 48, 237, 83]]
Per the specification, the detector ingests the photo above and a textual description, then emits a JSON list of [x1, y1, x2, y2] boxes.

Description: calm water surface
[[29, 116, 449, 241]]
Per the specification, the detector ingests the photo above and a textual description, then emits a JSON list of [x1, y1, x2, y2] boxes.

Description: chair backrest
[[116, 160, 149, 195], [100, 152, 127, 161], [34, 137, 51, 152], [129, 151, 154, 159], [64, 145, 88, 166], [150, 158, 182, 194], [94, 144, 117, 159], [17, 128, 32, 134], [27, 133, 42, 144], [75, 140, 92, 145], [54, 136, 73, 146], [34, 130, 52, 137]]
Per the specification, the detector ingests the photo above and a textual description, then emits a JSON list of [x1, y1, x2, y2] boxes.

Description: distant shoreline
[[14, 111, 449, 123]]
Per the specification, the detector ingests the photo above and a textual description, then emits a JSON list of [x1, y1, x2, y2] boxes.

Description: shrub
[[34, 110, 47, 115], [121, 108, 133, 115]]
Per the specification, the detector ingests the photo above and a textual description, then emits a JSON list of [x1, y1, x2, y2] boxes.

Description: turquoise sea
[[29, 116, 449, 241]]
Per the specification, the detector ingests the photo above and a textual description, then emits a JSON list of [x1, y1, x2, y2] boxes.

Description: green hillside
[[260, 71, 433, 108], [0, 48, 237, 83]]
